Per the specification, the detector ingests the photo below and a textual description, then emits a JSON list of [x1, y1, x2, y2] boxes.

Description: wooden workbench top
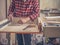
[[0, 24, 40, 34]]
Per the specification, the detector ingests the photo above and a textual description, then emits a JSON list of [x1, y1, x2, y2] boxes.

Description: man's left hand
[[20, 17, 30, 23]]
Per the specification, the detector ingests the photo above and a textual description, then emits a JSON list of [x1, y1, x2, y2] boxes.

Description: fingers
[[18, 17, 30, 24], [20, 17, 30, 23], [8, 14, 13, 22], [17, 19, 23, 24]]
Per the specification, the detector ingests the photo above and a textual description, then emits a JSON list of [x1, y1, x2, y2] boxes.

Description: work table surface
[[0, 24, 40, 34]]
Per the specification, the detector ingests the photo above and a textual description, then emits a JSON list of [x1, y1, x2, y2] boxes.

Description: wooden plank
[[0, 24, 40, 34]]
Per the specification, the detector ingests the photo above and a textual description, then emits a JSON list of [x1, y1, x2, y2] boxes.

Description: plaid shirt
[[8, 0, 40, 21]]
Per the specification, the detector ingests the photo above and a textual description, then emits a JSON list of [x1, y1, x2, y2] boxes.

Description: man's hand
[[8, 14, 13, 21], [8, 14, 30, 24], [20, 17, 30, 23]]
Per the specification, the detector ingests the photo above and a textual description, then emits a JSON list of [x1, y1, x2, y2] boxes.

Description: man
[[8, 0, 39, 45]]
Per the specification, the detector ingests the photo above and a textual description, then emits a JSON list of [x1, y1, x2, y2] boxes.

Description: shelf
[[40, 13, 60, 37], [45, 16, 60, 19]]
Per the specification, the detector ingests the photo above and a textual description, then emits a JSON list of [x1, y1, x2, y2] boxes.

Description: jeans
[[16, 34, 31, 45]]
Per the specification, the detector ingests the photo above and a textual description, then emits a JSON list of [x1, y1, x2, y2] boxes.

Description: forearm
[[8, 0, 15, 16], [29, 0, 40, 21], [29, 13, 39, 21]]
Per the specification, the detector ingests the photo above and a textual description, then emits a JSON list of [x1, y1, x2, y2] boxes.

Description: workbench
[[0, 24, 39, 34], [0, 26, 39, 33], [0, 19, 41, 45], [0, 19, 40, 34]]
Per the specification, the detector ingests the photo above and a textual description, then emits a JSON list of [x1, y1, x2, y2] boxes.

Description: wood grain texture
[[0, 24, 40, 34]]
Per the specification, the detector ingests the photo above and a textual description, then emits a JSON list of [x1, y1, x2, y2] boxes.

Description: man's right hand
[[8, 14, 13, 21]]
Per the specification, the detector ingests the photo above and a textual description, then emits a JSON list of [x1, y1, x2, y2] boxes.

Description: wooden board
[[0, 24, 40, 34]]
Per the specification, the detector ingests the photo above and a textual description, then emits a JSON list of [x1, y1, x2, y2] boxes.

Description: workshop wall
[[40, 0, 60, 9], [0, 0, 6, 21]]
